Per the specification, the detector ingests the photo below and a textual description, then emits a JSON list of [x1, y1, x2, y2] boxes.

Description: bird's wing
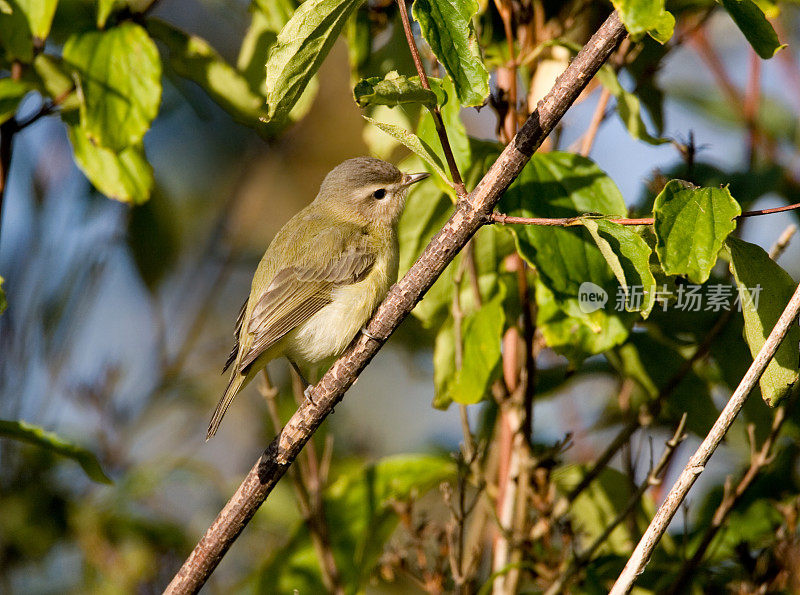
[[237, 247, 376, 371]]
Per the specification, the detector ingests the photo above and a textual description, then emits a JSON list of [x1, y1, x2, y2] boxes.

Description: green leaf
[[13, 0, 57, 39], [581, 218, 656, 317], [534, 278, 633, 364], [354, 71, 444, 108], [612, 333, 718, 436], [97, 0, 117, 28], [653, 180, 741, 284], [0, 0, 11, 14], [0, 275, 6, 315], [0, 419, 112, 484], [67, 122, 153, 204], [146, 18, 266, 127], [0, 77, 30, 125], [727, 237, 799, 406], [448, 295, 505, 404], [433, 317, 456, 408], [30, 54, 79, 111], [363, 115, 448, 182], [720, 0, 786, 59], [611, 0, 675, 42], [412, 0, 489, 106], [499, 151, 627, 297], [0, 0, 33, 62], [595, 65, 668, 145], [237, 0, 295, 95], [63, 22, 162, 151], [265, 0, 363, 124]]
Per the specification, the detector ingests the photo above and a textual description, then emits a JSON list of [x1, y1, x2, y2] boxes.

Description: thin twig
[[395, 0, 467, 197], [490, 202, 800, 227], [166, 13, 628, 592], [610, 279, 800, 594], [579, 87, 612, 156], [665, 403, 789, 595], [546, 415, 688, 595], [259, 371, 345, 595]]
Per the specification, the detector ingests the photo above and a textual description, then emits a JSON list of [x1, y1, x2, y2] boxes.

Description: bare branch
[[546, 415, 687, 595], [165, 12, 628, 593], [610, 279, 800, 595], [665, 404, 789, 594], [490, 202, 800, 227]]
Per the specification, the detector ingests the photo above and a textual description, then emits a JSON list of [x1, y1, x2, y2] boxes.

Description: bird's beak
[[401, 172, 430, 187]]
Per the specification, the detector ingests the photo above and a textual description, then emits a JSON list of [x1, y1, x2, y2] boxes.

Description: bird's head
[[315, 157, 429, 228]]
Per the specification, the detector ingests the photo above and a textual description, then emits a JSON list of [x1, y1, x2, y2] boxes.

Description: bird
[[206, 157, 429, 439]]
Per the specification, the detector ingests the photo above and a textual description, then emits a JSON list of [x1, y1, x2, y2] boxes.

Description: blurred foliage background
[[1, 0, 800, 593]]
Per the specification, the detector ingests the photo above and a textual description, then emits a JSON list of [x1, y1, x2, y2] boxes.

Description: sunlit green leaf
[[237, 0, 294, 95], [363, 115, 448, 182], [596, 65, 668, 145], [580, 218, 656, 317], [611, 0, 675, 42], [265, 0, 362, 123], [67, 121, 153, 204], [63, 22, 162, 151], [727, 237, 799, 406], [412, 0, 489, 106], [97, 0, 118, 28], [354, 71, 444, 108], [0, 419, 112, 484], [146, 18, 266, 127], [720, 0, 786, 59], [30, 53, 79, 111], [0, 77, 30, 124], [653, 181, 741, 283], [13, 0, 57, 39]]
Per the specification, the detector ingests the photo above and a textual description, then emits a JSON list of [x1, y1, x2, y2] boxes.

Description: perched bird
[[207, 157, 429, 439]]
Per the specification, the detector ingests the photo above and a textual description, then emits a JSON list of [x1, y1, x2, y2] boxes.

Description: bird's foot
[[304, 384, 315, 405], [361, 327, 381, 341]]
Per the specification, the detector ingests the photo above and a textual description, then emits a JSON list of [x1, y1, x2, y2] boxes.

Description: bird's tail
[[207, 368, 252, 440]]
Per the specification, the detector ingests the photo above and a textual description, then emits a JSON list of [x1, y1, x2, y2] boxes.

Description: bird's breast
[[287, 245, 398, 365]]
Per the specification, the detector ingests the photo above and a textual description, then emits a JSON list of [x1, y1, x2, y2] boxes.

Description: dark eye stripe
[[373, 188, 386, 199]]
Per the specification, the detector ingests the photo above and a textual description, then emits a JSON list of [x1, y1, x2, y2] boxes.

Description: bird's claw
[[361, 327, 381, 341], [304, 384, 315, 405]]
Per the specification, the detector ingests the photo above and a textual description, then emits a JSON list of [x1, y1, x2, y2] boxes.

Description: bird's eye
[[373, 188, 386, 200]]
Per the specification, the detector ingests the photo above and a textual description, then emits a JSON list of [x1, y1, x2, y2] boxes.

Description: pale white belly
[[286, 254, 395, 365]]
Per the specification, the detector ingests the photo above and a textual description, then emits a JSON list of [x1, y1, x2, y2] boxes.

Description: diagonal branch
[[610, 278, 800, 594], [165, 11, 628, 593]]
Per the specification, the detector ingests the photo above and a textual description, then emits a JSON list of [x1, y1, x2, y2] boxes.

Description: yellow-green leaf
[[63, 22, 162, 151], [0, 419, 112, 484], [727, 237, 799, 406]]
